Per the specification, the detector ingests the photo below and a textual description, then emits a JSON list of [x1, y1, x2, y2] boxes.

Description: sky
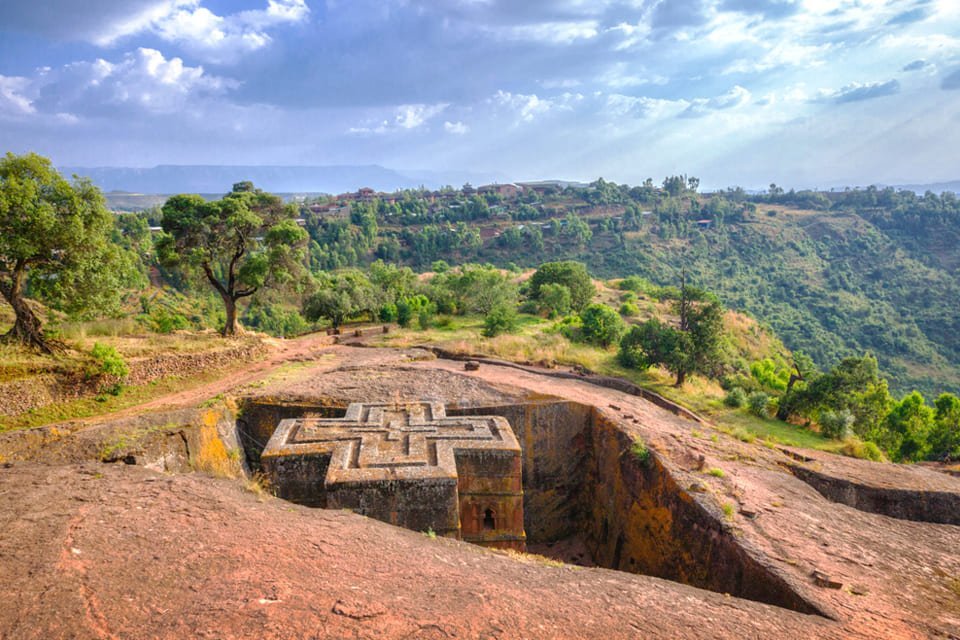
[[0, 0, 959, 190]]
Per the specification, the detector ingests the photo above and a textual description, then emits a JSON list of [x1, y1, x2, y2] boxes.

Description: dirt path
[[69, 332, 339, 426]]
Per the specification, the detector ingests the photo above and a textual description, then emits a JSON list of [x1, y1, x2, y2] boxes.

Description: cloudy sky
[[1, 0, 958, 189]]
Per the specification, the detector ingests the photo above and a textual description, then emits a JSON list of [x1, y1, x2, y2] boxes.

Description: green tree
[[784, 355, 893, 440], [529, 261, 595, 311], [672, 284, 724, 385], [882, 391, 934, 461], [562, 212, 593, 246], [0, 152, 134, 352], [618, 319, 684, 372], [617, 283, 724, 386], [929, 393, 960, 460], [482, 302, 518, 337], [537, 283, 571, 318], [157, 184, 308, 336], [431, 264, 517, 315], [579, 303, 625, 347], [303, 270, 377, 328]]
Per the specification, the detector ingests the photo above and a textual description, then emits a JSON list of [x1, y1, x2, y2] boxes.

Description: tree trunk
[[775, 372, 802, 421], [0, 265, 56, 353], [675, 369, 686, 387], [222, 295, 242, 337]]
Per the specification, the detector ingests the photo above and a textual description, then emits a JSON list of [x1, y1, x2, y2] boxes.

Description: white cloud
[[348, 102, 449, 134], [491, 90, 585, 123], [602, 93, 687, 119], [680, 85, 751, 117], [148, 0, 308, 62], [35, 48, 237, 116], [597, 63, 668, 88], [444, 120, 469, 134], [0, 75, 35, 116], [723, 41, 832, 74], [61, 0, 311, 63], [497, 20, 599, 44]]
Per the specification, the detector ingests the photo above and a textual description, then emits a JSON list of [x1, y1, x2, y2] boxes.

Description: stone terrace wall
[[0, 341, 267, 419]]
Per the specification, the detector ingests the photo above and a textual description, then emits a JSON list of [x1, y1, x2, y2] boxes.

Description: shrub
[[707, 467, 725, 478], [417, 310, 432, 330], [579, 303, 626, 347], [529, 261, 595, 311], [482, 303, 518, 337], [244, 304, 309, 337], [725, 387, 748, 408], [146, 306, 190, 334], [537, 283, 572, 318], [619, 302, 640, 316], [747, 391, 771, 417], [89, 343, 129, 396], [396, 300, 412, 327], [839, 439, 885, 462], [378, 303, 398, 323], [396, 294, 433, 329], [630, 439, 651, 464], [819, 409, 854, 440]]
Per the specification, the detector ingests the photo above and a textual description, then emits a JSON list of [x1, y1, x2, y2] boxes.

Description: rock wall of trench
[[583, 413, 823, 615], [790, 464, 960, 525]]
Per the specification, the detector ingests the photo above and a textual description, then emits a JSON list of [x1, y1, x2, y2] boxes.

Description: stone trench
[[237, 397, 825, 617]]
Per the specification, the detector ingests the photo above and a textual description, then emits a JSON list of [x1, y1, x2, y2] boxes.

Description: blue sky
[[0, 0, 958, 189]]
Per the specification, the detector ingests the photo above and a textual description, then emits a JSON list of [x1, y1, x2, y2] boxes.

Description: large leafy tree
[[529, 261, 595, 311], [929, 393, 960, 461], [303, 269, 378, 328], [158, 182, 308, 336], [617, 284, 723, 386], [781, 354, 893, 439], [0, 152, 132, 352]]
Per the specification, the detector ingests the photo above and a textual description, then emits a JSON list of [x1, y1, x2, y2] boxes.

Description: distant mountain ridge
[[59, 164, 508, 195], [891, 180, 960, 195]]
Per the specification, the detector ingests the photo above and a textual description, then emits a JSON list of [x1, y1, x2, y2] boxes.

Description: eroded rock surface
[[2, 344, 959, 639]]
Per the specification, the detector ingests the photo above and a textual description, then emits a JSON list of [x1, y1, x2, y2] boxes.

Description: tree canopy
[[617, 283, 724, 385], [528, 261, 595, 311], [157, 183, 308, 336], [0, 152, 134, 352]]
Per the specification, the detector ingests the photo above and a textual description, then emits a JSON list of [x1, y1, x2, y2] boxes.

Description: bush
[[725, 387, 748, 408], [579, 303, 626, 347], [146, 306, 190, 334], [630, 439, 651, 464], [417, 310, 432, 330], [619, 302, 639, 316], [747, 391, 771, 417], [243, 304, 309, 337], [839, 439, 885, 462], [396, 300, 412, 328], [537, 283, 572, 318], [89, 342, 129, 395], [378, 303, 398, 323], [482, 303, 518, 337], [529, 261, 595, 311], [819, 409, 854, 440]]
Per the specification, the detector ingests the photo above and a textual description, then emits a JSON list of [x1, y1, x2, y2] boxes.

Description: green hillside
[[293, 182, 960, 397]]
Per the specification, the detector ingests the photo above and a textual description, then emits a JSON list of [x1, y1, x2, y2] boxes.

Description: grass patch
[[630, 438, 651, 464], [707, 467, 725, 478], [501, 548, 566, 568], [722, 503, 735, 520], [243, 472, 272, 500]]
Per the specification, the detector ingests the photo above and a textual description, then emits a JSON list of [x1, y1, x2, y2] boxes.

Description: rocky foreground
[[1, 345, 959, 639]]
